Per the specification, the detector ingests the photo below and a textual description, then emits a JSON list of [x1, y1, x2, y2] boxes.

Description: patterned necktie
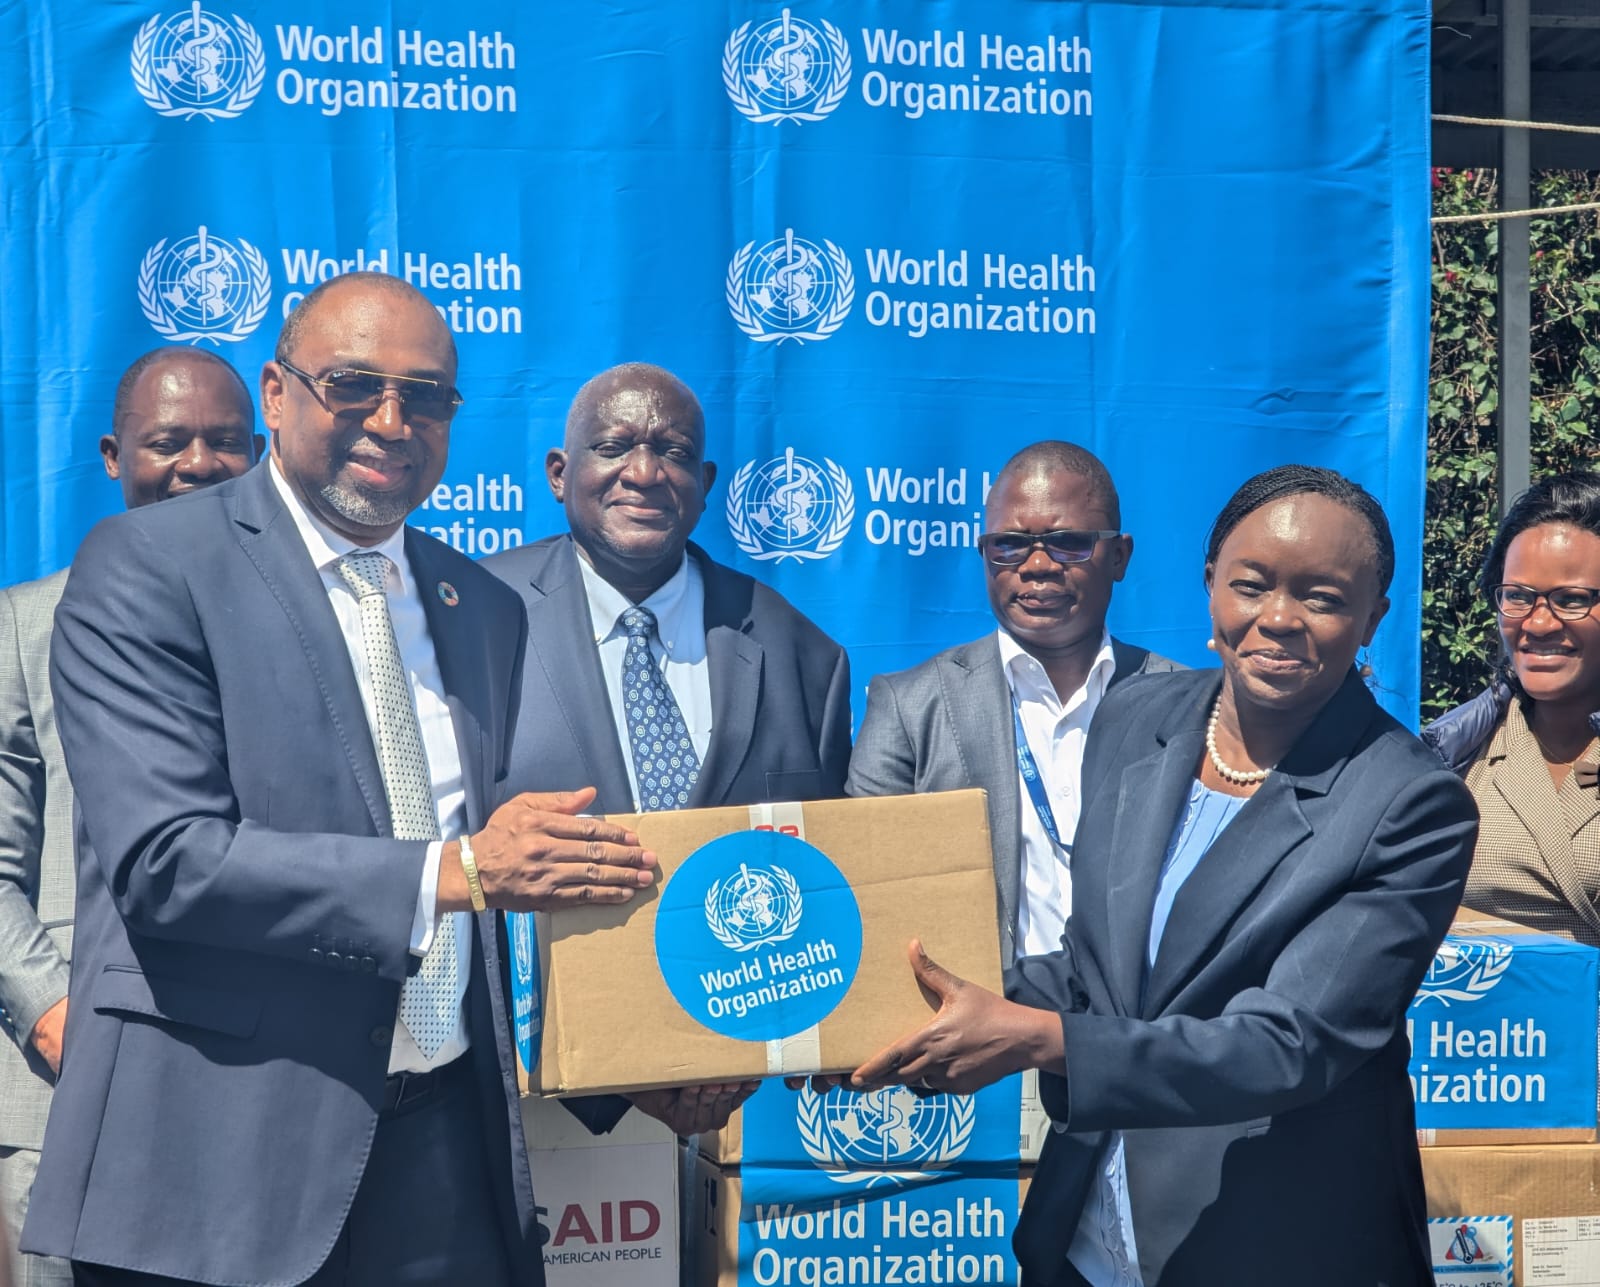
[[620, 605, 700, 811], [337, 551, 459, 1059]]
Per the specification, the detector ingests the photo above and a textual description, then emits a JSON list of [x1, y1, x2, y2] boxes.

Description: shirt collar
[[576, 549, 698, 659], [268, 457, 413, 597], [997, 626, 1116, 707]]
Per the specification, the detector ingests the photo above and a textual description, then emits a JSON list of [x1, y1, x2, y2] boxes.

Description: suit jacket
[[22, 464, 540, 1287], [0, 570, 73, 1152], [482, 534, 852, 814], [1456, 698, 1600, 946], [1007, 668, 1478, 1286], [844, 632, 1180, 961]]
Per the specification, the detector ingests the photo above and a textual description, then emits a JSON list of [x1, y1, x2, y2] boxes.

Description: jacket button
[[360, 956, 377, 974], [370, 1025, 392, 1048], [326, 951, 343, 968], [309, 948, 323, 963]]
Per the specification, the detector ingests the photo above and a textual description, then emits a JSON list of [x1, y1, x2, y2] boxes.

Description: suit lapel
[[940, 638, 1023, 959], [523, 539, 636, 811], [1141, 672, 1368, 1017], [230, 465, 390, 835], [408, 532, 492, 831], [1491, 716, 1600, 938], [693, 551, 761, 808]]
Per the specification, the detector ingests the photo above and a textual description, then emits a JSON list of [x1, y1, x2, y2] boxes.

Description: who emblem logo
[[726, 447, 853, 564], [138, 225, 272, 344], [704, 863, 803, 953], [723, 9, 851, 125], [1413, 938, 1513, 1008], [727, 228, 854, 346], [131, 4, 265, 120], [797, 1083, 975, 1186]]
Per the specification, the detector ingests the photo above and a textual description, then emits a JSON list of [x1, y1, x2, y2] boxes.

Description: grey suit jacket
[[0, 569, 72, 1151], [845, 631, 1179, 962]]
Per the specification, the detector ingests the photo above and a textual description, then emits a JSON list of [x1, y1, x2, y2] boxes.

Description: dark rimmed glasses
[[978, 529, 1122, 567], [277, 358, 464, 424], [1490, 582, 1600, 621]]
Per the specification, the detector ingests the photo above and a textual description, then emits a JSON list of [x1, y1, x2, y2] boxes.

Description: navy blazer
[[1009, 668, 1477, 1286], [24, 464, 541, 1285], [482, 534, 853, 813]]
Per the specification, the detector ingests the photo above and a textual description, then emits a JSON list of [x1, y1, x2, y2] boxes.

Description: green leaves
[[1424, 170, 1600, 720]]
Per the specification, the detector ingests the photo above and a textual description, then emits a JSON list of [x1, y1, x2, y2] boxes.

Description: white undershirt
[[270, 461, 470, 1073], [575, 552, 713, 811], [998, 628, 1116, 961]]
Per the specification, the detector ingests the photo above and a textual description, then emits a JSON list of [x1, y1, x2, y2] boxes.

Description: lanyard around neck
[[1012, 694, 1063, 850]]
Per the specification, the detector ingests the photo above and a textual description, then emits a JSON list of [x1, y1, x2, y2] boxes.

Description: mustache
[[341, 435, 425, 467]]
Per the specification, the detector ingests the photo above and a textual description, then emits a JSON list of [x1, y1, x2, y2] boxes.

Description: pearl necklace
[[1206, 698, 1273, 786]]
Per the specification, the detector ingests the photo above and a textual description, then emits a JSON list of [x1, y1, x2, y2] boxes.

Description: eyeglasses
[[277, 358, 464, 424], [1490, 583, 1600, 621], [977, 529, 1122, 567]]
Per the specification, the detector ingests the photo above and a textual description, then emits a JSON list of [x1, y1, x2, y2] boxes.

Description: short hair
[[111, 347, 253, 437], [1481, 470, 1600, 596], [1205, 465, 1395, 595], [274, 272, 455, 368], [564, 362, 704, 448], [988, 440, 1120, 528]]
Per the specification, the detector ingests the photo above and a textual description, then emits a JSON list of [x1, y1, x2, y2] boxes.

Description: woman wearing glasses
[[842, 465, 1477, 1287], [1424, 471, 1600, 945]]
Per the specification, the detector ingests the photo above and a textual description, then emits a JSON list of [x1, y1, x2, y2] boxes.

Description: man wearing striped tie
[[24, 273, 654, 1286], [485, 362, 854, 1135]]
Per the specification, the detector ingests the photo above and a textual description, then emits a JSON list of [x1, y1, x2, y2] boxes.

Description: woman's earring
[[1205, 638, 1217, 651], [1358, 651, 1374, 679]]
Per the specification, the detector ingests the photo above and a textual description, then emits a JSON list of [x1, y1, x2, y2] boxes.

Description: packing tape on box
[[748, 802, 821, 1076]]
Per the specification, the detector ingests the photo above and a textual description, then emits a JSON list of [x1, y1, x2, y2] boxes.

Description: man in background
[[484, 361, 853, 1134], [846, 440, 1180, 963], [0, 347, 261, 1287]]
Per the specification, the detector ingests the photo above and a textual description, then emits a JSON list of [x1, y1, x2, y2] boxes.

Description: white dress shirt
[[269, 461, 470, 1073], [576, 552, 713, 810], [998, 627, 1117, 961]]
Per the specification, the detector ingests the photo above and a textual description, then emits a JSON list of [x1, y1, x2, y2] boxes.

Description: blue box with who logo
[[1406, 915, 1598, 1131]]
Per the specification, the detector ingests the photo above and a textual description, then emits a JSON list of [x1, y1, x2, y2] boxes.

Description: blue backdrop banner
[[0, 0, 1431, 716]]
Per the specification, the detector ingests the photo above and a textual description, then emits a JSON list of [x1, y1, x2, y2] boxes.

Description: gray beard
[[320, 479, 413, 529]]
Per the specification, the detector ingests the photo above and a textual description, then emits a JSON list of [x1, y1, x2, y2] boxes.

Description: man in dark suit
[[483, 362, 852, 1133], [23, 273, 658, 1286], [846, 441, 1179, 963], [0, 348, 261, 1287]]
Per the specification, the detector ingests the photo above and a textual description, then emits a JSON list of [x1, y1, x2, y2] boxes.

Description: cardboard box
[[686, 1154, 1029, 1287], [1423, 1144, 1600, 1286], [700, 1071, 1048, 1166], [531, 791, 1002, 1096], [521, 1095, 682, 1286], [1406, 914, 1598, 1133]]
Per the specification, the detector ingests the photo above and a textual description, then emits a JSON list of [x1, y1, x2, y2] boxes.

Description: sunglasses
[[977, 529, 1122, 567], [278, 358, 464, 424]]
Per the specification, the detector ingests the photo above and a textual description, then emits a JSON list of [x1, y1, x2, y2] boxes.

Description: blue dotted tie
[[620, 606, 700, 811]]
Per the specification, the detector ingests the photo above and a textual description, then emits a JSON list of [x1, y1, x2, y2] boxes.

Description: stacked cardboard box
[[688, 1079, 1028, 1287]]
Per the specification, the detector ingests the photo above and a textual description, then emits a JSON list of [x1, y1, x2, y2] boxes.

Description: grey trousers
[[1, 1147, 71, 1287]]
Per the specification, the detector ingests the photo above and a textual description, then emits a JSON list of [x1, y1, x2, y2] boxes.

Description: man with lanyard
[[846, 440, 1179, 963]]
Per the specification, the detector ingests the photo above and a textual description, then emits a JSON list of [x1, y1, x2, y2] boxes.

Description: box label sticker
[[655, 830, 862, 1040], [1525, 1216, 1600, 1284], [1431, 1216, 1512, 1286]]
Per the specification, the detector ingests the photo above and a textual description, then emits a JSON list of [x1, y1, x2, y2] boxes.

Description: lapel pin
[[437, 581, 460, 607]]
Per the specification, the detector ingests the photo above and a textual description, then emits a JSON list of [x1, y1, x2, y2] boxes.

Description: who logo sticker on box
[[1405, 920, 1598, 1130]]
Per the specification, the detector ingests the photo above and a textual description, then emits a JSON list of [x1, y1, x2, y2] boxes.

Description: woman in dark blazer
[[851, 466, 1479, 1287]]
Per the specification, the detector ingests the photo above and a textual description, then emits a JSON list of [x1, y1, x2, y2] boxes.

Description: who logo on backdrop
[[796, 1083, 975, 1186], [131, 5, 265, 120], [138, 225, 271, 343], [726, 447, 854, 564], [723, 9, 850, 124], [726, 228, 854, 345]]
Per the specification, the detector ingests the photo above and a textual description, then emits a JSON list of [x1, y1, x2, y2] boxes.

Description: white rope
[[1432, 201, 1600, 225], [1433, 113, 1600, 137]]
